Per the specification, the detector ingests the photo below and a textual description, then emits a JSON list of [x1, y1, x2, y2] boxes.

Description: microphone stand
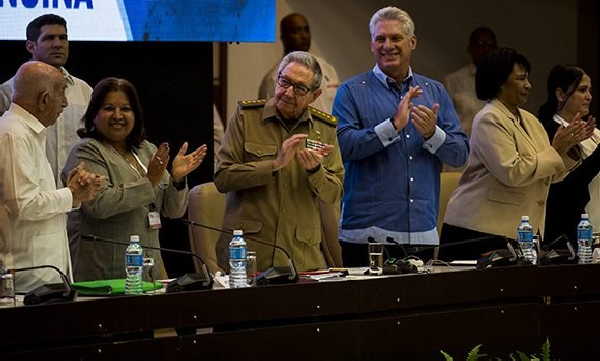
[[538, 234, 578, 264], [9, 265, 75, 305], [182, 219, 298, 285], [384, 234, 528, 267], [382, 235, 510, 256], [81, 234, 213, 291]]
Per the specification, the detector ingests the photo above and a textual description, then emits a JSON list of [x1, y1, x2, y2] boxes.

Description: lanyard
[[111, 146, 160, 212], [130, 151, 148, 176], [113, 146, 147, 178]]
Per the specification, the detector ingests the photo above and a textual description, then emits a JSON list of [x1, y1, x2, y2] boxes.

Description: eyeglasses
[[277, 76, 312, 96]]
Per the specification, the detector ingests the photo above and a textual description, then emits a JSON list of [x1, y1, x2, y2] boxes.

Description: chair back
[[438, 171, 462, 232], [319, 200, 343, 267], [189, 183, 344, 271], [187, 182, 226, 274]]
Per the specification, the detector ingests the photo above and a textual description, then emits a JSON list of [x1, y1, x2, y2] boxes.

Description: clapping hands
[[273, 134, 307, 171], [552, 113, 596, 155], [67, 162, 106, 207], [393, 86, 423, 131], [147, 142, 207, 186], [171, 142, 207, 182], [146, 142, 207, 186], [147, 142, 170, 186], [296, 143, 334, 172], [272, 133, 334, 172]]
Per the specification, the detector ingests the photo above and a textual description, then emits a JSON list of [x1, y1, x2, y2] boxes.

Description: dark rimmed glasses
[[277, 76, 313, 96]]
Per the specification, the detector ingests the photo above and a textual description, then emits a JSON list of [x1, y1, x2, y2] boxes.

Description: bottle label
[[578, 229, 592, 241], [126, 254, 144, 267], [229, 247, 246, 260], [518, 231, 533, 242]]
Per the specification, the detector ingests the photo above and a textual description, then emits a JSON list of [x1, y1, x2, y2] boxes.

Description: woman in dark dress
[[539, 65, 597, 247]]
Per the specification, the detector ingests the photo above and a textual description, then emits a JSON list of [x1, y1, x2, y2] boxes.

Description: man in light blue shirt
[[333, 6, 469, 265]]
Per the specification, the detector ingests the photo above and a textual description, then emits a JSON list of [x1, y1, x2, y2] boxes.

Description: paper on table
[[448, 260, 477, 266], [213, 272, 229, 288], [305, 272, 346, 281]]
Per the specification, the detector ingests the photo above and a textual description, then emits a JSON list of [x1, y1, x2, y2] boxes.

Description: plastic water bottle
[[517, 216, 537, 264], [229, 230, 248, 288], [577, 214, 593, 264], [124, 235, 144, 294]]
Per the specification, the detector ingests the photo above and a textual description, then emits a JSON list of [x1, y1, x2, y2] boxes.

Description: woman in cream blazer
[[440, 48, 593, 260]]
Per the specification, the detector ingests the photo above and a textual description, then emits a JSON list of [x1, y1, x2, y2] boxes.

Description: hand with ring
[[147, 142, 170, 186], [551, 113, 590, 155]]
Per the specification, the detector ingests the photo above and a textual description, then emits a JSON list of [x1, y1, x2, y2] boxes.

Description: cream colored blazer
[[444, 100, 578, 240]]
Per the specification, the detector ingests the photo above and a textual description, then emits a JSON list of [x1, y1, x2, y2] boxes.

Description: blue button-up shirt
[[334, 65, 469, 245]]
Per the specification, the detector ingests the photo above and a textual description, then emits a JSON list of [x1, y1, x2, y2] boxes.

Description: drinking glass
[[368, 243, 384, 275]]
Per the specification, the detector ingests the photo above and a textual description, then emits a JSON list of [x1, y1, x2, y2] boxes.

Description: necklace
[[110, 144, 146, 177]]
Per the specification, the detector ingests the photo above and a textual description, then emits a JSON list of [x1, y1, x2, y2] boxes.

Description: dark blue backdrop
[[123, 0, 275, 41]]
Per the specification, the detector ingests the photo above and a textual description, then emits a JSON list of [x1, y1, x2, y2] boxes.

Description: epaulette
[[309, 106, 337, 126], [239, 99, 267, 108]]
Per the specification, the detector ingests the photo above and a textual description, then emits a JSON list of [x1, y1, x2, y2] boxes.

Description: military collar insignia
[[239, 99, 267, 108]]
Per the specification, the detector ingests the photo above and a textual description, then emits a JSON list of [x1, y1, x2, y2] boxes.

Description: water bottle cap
[[582, 213, 590, 219], [521, 216, 529, 221], [233, 230, 243, 236], [130, 235, 140, 243]]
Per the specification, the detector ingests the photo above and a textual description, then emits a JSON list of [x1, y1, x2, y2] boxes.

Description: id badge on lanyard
[[129, 152, 161, 230], [148, 203, 161, 229]]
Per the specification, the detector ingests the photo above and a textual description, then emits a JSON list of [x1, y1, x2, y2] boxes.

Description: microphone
[[182, 219, 298, 285], [437, 235, 513, 251], [541, 234, 573, 252], [436, 235, 531, 268], [384, 236, 411, 258], [81, 234, 213, 292], [384, 234, 529, 268], [9, 265, 76, 305], [538, 234, 577, 265]]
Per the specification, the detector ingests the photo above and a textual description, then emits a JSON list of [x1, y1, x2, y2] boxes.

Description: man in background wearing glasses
[[215, 51, 344, 273], [258, 13, 339, 114]]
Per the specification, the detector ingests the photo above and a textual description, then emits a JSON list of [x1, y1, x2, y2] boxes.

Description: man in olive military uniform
[[215, 51, 344, 273]]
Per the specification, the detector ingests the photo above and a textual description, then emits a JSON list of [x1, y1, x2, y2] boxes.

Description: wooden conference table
[[2, 264, 600, 360]]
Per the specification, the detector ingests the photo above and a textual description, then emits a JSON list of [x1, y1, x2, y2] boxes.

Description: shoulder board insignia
[[309, 106, 337, 126], [239, 99, 267, 108]]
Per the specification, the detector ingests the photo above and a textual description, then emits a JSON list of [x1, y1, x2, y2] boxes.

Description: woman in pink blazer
[[440, 48, 593, 261]]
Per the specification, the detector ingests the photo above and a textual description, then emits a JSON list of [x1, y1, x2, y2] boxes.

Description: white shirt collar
[[8, 103, 46, 134], [552, 113, 570, 128], [59, 66, 75, 86], [372, 63, 413, 89]]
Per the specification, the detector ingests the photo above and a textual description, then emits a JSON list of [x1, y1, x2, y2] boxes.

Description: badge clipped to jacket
[[148, 204, 161, 229]]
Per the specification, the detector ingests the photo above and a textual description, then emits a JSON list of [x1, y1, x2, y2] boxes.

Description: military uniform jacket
[[215, 98, 344, 272]]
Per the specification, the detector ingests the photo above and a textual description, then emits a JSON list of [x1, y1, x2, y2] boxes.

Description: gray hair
[[369, 6, 415, 39], [277, 51, 323, 90]]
